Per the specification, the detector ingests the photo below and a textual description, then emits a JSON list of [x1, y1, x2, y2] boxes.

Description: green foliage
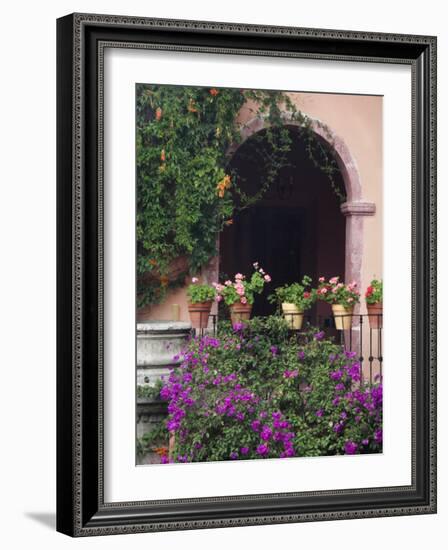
[[365, 279, 383, 304], [137, 380, 164, 400], [186, 281, 216, 304], [136, 423, 169, 459], [136, 85, 345, 306], [268, 275, 316, 311]]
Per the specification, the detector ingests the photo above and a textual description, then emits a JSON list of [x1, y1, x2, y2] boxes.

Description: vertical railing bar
[[359, 314, 363, 387], [349, 315, 353, 351]]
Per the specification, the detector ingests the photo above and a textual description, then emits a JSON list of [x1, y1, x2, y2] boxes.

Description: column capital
[[340, 201, 376, 216]]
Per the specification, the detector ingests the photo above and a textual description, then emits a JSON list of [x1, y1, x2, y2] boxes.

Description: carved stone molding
[[340, 201, 376, 216]]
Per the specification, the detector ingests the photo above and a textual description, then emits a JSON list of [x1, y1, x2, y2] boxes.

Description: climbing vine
[[136, 84, 344, 306]]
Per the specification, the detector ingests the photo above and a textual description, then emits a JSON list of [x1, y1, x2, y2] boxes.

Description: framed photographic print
[[56, 13, 437, 536]]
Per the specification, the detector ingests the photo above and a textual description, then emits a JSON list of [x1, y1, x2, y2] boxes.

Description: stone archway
[[230, 113, 376, 304]]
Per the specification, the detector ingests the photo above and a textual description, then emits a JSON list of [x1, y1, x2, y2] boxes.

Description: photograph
[[135, 83, 384, 466], [54, 10, 436, 536]]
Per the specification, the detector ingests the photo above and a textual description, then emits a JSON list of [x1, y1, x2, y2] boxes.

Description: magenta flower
[[315, 409, 324, 417], [166, 419, 180, 432], [333, 423, 343, 434], [251, 419, 261, 432], [374, 428, 383, 443], [314, 331, 325, 341], [256, 444, 269, 456], [344, 441, 358, 455], [330, 370, 343, 381], [283, 369, 298, 379], [347, 362, 361, 381], [230, 451, 238, 460], [260, 425, 273, 441], [282, 446, 295, 457], [240, 447, 249, 455]]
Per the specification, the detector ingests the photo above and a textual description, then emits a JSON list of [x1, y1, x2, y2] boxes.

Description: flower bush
[[316, 276, 360, 308], [268, 275, 316, 311], [157, 316, 382, 463], [215, 263, 271, 306], [186, 278, 216, 303], [365, 279, 383, 305]]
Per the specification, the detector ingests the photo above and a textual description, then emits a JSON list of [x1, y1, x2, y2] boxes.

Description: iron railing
[[192, 311, 383, 385]]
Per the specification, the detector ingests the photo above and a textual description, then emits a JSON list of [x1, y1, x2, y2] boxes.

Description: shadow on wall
[[24, 512, 56, 530]]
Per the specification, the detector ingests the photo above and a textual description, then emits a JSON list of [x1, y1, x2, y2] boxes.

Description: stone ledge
[[137, 320, 191, 334]]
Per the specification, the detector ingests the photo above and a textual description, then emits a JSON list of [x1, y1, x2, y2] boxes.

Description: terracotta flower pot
[[332, 304, 354, 330], [229, 301, 252, 325], [281, 303, 304, 330], [188, 301, 212, 329], [367, 302, 383, 329]]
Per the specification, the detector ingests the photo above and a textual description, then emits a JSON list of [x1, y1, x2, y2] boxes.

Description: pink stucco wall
[[137, 91, 383, 322]]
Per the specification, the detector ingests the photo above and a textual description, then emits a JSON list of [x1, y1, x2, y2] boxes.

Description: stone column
[[136, 321, 191, 446], [137, 320, 191, 385], [340, 201, 375, 364]]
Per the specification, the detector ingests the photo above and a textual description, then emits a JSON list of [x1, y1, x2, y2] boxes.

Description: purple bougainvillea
[[155, 319, 382, 464]]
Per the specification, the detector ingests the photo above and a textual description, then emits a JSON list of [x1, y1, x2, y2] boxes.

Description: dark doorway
[[219, 126, 346, 317], [220, 206, 308, 317]]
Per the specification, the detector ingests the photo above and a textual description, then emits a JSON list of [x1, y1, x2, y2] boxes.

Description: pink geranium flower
[[264, 274, 271, 282]]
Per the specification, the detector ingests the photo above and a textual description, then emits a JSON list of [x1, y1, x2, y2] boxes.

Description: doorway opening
[[219, 126, 346, 317]]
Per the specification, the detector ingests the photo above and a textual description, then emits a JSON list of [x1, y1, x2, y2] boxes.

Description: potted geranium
[[268, 275, 316, 329], [365, 279, 383, 329], [216, 262, 271, 324], [186, 278, 216, 329], [317, 276, 360, 330]]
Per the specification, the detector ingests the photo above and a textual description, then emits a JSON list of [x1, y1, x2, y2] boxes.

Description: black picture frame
[[56, 13, 437, 537]]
